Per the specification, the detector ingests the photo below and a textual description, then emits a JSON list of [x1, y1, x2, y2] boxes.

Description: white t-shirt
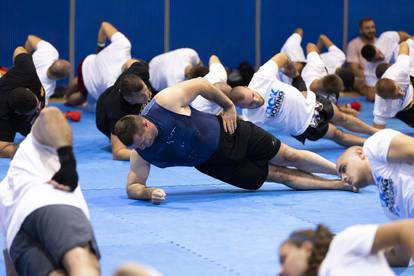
[[320, 45, 346, 74], [190, 62, 227, 115], [363, 129, 414, 220], [319, 224, 394, 276], [82, 32, 131, 100], [0, 134, 89, 250], [302, 52, 328, 90], [373, 54, 414, 125], [281, 33, 306, 63], [364, 32, 400, 87], [242, 60, 316, 135], [149, 48, 200, 91], [32, 40, 59, 100], [407, 38, 414, 77]]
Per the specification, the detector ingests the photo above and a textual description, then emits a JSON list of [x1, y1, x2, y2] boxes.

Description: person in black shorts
[[113, 77, 355, 205], [0, 46, 46, 158], [1, 107, 100, 276], [96, 59, 153, 160], [234, 52, 378, 147]]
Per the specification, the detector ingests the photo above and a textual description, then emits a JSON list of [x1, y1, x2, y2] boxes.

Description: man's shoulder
[[347, 37, 362, 47]]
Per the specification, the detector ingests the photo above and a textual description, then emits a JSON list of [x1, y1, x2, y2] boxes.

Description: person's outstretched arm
[[317, 34, 334, 51], [127, 150, 166, 204], [24, 34, 42, 53]]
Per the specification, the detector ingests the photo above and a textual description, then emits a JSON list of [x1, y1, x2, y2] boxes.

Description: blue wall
[[348, 0, 414, 41], [261, 0, 343, 64], [74, 0, 164, 66], [1, 0, 414, 70], [0, 0, 69, 67], [170, 0, 255, 68]]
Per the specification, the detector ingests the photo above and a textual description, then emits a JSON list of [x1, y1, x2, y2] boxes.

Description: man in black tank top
[[115, 78, 356, 204]]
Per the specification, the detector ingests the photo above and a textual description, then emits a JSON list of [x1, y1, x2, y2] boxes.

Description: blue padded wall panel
[[169, 0, 255, 68], [261, 0, 343, 64], [348, 0, 414, 42], [75, 0, 164, 66], [0, 0, 69, 67]]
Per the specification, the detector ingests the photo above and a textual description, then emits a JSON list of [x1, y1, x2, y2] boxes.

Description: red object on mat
[[350, 101, 361, 112], [65, 111, 81, 122]]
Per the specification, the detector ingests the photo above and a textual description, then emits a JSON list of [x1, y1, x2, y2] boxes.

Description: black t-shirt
[[0, 53, 45, 142], [96, 61, 153, 138]]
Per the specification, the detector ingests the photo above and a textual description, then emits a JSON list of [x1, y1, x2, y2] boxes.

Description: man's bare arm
[[111, 134, 133, 161], [97, 21, 118, 45], [209, 54, 220, 66], [387, 133, 414, 164], [372, 220, 414, 262], [0, 141, 17, 158], [13, 47, 28, 64], [24, 34, 42, 53], [127, 150, 166, 204], [398, 41, 409, 56], [398, 32, 411, 42]]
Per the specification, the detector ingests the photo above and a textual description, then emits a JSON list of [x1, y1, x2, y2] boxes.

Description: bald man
[[25, 34, 71, 100], [336, 129, 414, 220]]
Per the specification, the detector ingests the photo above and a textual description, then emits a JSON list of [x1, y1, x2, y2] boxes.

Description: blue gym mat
[[1, 96, 413, 276]]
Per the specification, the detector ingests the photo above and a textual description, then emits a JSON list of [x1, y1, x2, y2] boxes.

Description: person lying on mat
[[278, 220, 414, 276], [24, 34, 71, 101], [114, 77, 356, 204], [372, 42, 414, 129], [1, 107, 100, 276], [231, 52, 378, 147], [337, 128, 414, 220], [65, 21, 135, 107], [96, 58, 153, 160], [0, 46, 46, 158]]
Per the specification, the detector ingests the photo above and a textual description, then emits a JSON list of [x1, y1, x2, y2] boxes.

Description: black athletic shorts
[[410, 76, 414, 88], [293, 94, 334, 144], [395, 100, 414, 128], [10, 205, 100, 276], [195, 118, 281, 190]]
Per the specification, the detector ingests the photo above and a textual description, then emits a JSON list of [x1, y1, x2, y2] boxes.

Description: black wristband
[[57, 146, 75, 163]]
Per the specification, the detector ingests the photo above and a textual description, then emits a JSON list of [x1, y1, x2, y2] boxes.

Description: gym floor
[[1, 96, 413, 275]]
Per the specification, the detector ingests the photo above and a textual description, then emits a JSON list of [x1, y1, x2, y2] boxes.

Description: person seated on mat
[[65, 21, 135, 106], [337, 128, 414, 221], [96, 58, 153, 161], [0, 46, 46, 158], [0, 107, 101, 276], [346, 17, 379, 102], [361, 30, 410, 101], [24, 34, 71, 101], [302, 40, 358, 116], [114, 77, 356, 205], [149, 48, 208, 92], [372, 42, 414, 129], [278, 220, 414, 276], [231, 52, 377, 147]]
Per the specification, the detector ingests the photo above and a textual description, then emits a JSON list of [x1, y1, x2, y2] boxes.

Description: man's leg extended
[[270, 143, 337, 175], [266, 164, 356, 192]]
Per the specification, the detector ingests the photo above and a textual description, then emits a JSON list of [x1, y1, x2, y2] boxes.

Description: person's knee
[[281, 147, 301, 164], [39, 107, 62, 121], [63, 245, 100, 274], [331, 128, 345, 141]]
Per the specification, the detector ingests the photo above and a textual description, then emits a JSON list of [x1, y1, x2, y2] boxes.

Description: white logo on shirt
[[376, 176, 399, 216], [266, 89, 284, 118]]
